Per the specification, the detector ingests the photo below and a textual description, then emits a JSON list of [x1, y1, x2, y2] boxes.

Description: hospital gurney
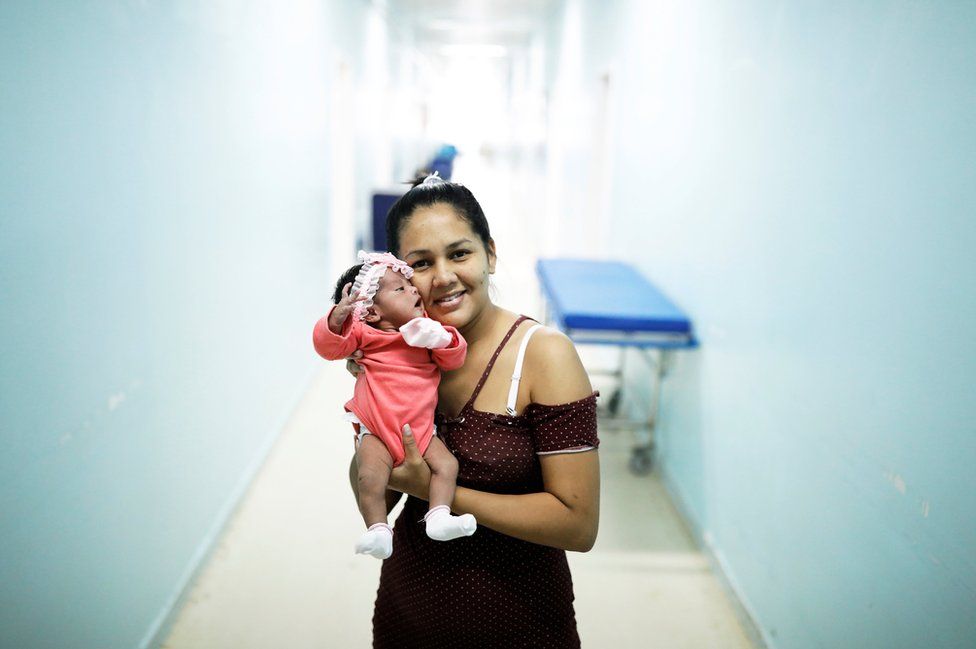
[[536, 259, 698, 474]]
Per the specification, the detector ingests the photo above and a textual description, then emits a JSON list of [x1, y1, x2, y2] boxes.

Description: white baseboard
[[657, 465, 775, 649], [138, 367, 320, 649]]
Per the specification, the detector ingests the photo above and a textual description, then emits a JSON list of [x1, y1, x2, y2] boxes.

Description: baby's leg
[[355, 435, 394, 559], [424, 435, 460, 509], [422, 436, 477, 541], [356, 434, 394, 525]]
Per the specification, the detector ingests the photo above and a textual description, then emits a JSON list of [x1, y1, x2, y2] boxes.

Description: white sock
[[355, 523, 393, 559], [424, 505, 477, 541]]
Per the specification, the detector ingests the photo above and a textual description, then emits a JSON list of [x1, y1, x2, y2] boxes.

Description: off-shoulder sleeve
[[525, 392, 600, 455]]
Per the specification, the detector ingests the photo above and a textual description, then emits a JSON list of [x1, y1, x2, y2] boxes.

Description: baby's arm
[[399, 317, 467, 370], [430, 326, 466, 371], [314, 282, 368, 360], [313, 310, 360, 360], [327, 283, 365, 334]]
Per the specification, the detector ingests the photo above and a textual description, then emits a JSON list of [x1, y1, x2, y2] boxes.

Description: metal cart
[[536, 259, 698, 474]]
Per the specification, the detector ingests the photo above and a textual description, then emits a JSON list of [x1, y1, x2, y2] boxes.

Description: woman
[[349, 174, 600, 648]]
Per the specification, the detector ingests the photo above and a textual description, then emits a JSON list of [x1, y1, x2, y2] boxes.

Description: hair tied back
[[420, 171, 446, 188]]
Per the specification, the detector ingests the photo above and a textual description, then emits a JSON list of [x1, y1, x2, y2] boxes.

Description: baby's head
[[333, 252, 423, 330]]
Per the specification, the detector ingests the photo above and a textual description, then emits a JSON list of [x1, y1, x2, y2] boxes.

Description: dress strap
[[461, 315, 529, 413], [506, 324, 543, 416]]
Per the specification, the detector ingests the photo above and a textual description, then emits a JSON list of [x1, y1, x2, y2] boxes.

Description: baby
[[313, 251, 477, 559]]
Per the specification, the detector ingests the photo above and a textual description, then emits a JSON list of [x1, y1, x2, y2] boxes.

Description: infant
[[313, 251, 477, 559]]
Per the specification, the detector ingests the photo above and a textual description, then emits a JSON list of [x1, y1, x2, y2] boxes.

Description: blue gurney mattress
[[536, 259, 696, 348]]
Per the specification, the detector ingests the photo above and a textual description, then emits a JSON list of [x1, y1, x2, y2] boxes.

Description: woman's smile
[[432, 290, 466, 311]]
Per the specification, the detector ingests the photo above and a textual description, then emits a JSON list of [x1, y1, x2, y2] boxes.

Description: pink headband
[[351, 250, 414, 321]]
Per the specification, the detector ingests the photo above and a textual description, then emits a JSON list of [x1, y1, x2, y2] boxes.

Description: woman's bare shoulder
[[524, 325, 593, 404], [495, 308, 523, 329]]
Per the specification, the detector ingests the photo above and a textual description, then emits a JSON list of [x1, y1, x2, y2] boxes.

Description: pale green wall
[[0, 2, 373, 647], [549, 1, 976, 647]]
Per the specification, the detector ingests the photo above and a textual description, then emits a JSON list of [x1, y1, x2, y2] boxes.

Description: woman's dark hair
[[332, 263, 363, 304], [385, 175, 492, 256]]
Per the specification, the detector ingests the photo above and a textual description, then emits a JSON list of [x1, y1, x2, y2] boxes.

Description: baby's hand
[[328, 283, 366, 334], [399, 317, 452, 349]]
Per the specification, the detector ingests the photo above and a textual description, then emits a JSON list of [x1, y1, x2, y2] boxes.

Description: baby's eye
[[395, 287, 404, 292]]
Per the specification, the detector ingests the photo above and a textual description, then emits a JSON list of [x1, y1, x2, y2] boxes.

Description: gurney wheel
[[629, 448, 653, 475]]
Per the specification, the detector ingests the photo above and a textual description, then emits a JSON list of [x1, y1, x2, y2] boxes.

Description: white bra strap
[[507, 324, 543, 416]]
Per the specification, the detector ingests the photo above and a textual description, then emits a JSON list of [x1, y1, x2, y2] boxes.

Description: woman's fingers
[[387, 425, 431, 500], [401, 424, 421, 462], [345, 350, 364, 376]]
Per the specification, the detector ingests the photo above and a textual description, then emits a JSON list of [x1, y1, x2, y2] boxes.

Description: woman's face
[[397, 204, 496, 331]]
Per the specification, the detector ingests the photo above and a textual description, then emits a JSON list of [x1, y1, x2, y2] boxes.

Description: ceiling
[[387, 0, 561, 49]]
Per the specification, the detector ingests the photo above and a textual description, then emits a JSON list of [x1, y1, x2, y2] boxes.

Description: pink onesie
[[313, 306, 467, 466]]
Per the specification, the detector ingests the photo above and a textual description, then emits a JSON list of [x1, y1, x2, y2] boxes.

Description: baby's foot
[[424, 505, 477, 541], [355, 523, 393, 559]]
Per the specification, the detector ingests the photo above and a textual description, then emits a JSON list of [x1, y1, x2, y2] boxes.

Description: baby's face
[[370, 269, 423, 328]]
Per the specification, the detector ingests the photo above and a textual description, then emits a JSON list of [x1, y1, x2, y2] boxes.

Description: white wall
[[0, 2, 386, 647], [547, 1, 976, 647]]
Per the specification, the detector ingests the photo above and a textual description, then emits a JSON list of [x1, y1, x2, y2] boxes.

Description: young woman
[[349, 174, 600, 648]]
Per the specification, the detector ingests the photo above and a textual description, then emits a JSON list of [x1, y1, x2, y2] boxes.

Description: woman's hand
[[345, 349, 364, 377], [388, 424, 431, 500]]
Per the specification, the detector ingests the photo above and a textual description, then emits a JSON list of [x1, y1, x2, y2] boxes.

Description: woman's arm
[[390, 330, 601, 552], [454, 451, 600, 552]]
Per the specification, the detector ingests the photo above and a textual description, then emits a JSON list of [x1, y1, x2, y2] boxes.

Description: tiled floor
[[159, 362, 758, 649]]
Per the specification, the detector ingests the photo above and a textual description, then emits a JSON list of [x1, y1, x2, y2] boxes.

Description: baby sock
[[424, 505, 477, 542], [355, 523, 393, 559]]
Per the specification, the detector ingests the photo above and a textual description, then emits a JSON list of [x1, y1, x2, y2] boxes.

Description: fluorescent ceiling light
[[438, 43, 507, 58]]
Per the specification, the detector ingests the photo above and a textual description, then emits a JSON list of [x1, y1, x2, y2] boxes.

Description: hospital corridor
[[2, 2, 974, 649]]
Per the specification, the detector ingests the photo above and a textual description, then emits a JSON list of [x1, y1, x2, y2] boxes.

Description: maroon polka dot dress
[[372, 316, 600, 648]]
